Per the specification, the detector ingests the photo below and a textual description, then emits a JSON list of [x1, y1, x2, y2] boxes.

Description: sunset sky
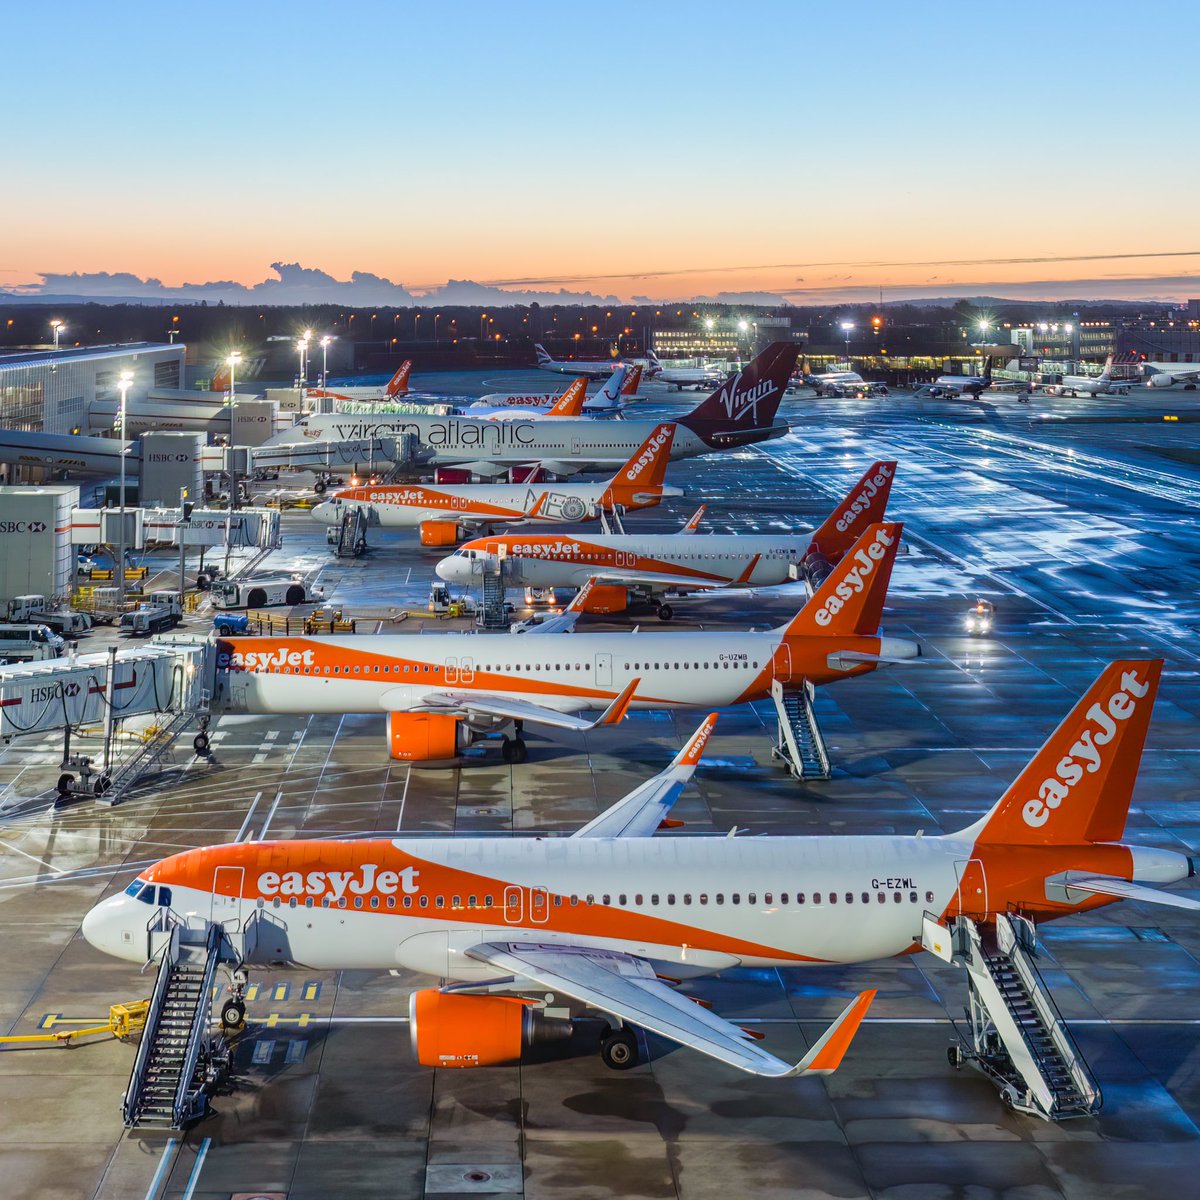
[[6, 0, 1199, 304]]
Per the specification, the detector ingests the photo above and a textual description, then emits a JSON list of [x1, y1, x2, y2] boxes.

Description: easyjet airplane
[[461, 365, 640, 418], [303, 361, 412, 403], [437, 460, 897, 620], [83, 660, 1196, 1080], [310, 422, 681, 545], [258, 343, 799, 481], [212, 521, 916, 762]]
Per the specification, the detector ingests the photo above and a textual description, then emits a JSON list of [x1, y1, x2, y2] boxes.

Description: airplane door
[[529, 887, 550, 924], [571, 436, 583, 457], [772, 640, 792, 681], [211, 866, 245, 931], [595, 653, 612, 688], [953, 859, 988, 918], [503, 885, 523, 924]]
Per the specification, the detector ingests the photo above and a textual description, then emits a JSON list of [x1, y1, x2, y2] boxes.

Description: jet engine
[[409, 990, 571, 1068], [1148, 374, 1175, 388], [420, 520, 462, 546]]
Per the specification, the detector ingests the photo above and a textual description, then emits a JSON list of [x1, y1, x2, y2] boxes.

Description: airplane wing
[[572, 713, 716, 838], [1061, 874, 1200, 911], [400, 675, 640, 732], [521, 577, 598, 634], [468, 942, 875, 1078]]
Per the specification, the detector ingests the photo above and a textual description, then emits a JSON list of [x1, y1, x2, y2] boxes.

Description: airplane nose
[[311, 503, 334, 525], [82, 896, 138, 961]]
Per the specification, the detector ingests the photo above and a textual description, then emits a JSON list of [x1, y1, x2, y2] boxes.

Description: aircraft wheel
[[600, 1028, 639, 1070], [220, 998, 246, 1028], [314, 479, 328, 495], [947, 1044, 964, 1070], [193, 732, 211, 755], [56, 773, 74, 799], [502, 737, 528, 765], [656, 604, 674, 622]]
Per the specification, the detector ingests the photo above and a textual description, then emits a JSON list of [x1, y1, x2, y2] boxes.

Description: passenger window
[[814, 893, 822, 904], [731, 894, 740, 905], [435, 896, 445, 909], [667, 894, 675, 905], [716, 894, 724, 904], [484, 896, 494, 907], [829, 893, 838, 905], [861, 892, 869, 904], [683, 893, 692, 905], [386, 897, 395, 908], [797, 893, 805, 904], [634, 894, 643, 905], [468, 895, 477, 907], [925, 891, 934, 903], [699, 894, 708, 905], [845, 892, 853, 904], [452, 895, 461, 909], [893, 892, 902, 903], [650, 894, 659, 905], [602, 894, 611, 905], [877, 892, 886, 904], [780, 893, 789, 904], [419, 896, 429, 908], [764, 892, 773, 904], [403, 896, 413, 908], [370, 896, 379, 909], [748, 893, 756, 905], [910, 892, 918, 904], [353, 897, 363, 908]]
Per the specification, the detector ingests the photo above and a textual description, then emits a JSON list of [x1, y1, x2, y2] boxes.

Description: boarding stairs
[[951, 913, 1100, 1120], [123, 922, 226, 1130], [326, 505, 369, 557], [468, 552, 517, 630], [95, 703, 205, 808], [770, 679, 831, 780], [599, 506, 627, 534]]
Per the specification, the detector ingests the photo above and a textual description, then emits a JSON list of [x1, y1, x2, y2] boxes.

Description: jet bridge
[[0, 637, 215, 806]]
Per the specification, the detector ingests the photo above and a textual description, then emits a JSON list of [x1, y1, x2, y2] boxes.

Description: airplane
[[646, 351, 727, 391], [310, 422, 683, 545], [1141, 361, 1200, 390], [918, 357, 994, 399], [255, 342, 800, 483], [465, 362, 643, 415], [1043, 355, 1136, 398], [803, 371, 889, 399], [437, 460, 898, 621], [304, 361, 413, 403], [534, 343, 625, 380], [81, 660, 1196, 1086], [208, 519, 916, 763]]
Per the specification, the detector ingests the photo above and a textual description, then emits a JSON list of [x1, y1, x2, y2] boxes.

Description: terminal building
[[0, 343, 185, 435]]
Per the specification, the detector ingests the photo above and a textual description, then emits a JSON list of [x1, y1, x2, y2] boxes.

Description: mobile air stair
[[122, 922, 228, 1130], [947, 913, 1101, 1119], [326, 504, 369, 558], [770, 679, 831, 780]]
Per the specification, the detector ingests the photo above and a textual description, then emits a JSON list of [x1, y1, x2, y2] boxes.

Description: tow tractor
[[428, 582, 478, 619], [965, 599, 996, 636]]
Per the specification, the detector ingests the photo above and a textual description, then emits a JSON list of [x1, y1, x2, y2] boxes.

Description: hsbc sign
[[0, 520, 48, 534]]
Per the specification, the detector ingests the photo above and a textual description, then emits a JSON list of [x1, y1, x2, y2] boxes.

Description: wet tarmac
[[2, 375, 1200, 1198]]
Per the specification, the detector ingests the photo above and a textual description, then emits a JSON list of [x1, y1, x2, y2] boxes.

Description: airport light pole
[[840, 321, 855, 366], [51, 320, 64, 350], [116, 371, 133, 607], [434, 313, 441, 345], [320, 335, 332, 389], [224, 351, 242, 576]]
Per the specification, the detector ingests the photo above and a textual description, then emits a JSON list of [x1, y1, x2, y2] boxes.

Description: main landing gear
[[220, 969, 249, 1030], [501, 720, 529, 764], [600, 1027, 639, 1070]]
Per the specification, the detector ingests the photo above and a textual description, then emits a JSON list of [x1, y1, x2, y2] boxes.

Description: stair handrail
[[803, 680, 831, 778], [122, 922, 180, 1125], [169, 922, 224, 1126]]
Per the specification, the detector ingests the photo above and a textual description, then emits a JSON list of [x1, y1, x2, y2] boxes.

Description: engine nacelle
[[420, 520, 462, 547], [409, 989, 571, 1068], [1148, 374, 1175, 388], [388, 712, 463, 761], [433, 467, 473, 484]]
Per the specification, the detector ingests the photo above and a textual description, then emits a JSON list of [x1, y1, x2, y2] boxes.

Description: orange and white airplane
[[310, 422, 681, 545], [304, 361, 412, 403], [462, 365, 641, 419], [459, 377, 590, 420], [437, 460, 897, 620], [82, 660, 1196, 1079], [213, 521, 916, 762]]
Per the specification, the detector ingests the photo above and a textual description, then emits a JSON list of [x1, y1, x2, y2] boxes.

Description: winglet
[[789, 990, 876, 1076], [594, 675, 641, 727], [680, 505, 706, 533], [565, 577, 597, 613], [671, 713, 718, 768]]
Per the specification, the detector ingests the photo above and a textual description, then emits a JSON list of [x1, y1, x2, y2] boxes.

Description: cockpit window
[[125, 881, 157, 904], [123, 880, 142, 898], [158, 887, 172, 908]]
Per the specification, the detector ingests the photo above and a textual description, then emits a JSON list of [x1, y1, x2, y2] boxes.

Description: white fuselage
[[438, 533, 814, 590], [87, 831, 968, 973]]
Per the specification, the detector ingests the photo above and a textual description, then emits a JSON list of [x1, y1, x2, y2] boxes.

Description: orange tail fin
[[965, 660, 1162, 847], [782, 521, 902, 637], [621, 364, 642, 395], [547, 377, 588, 416], [386, 361, 412, 396], [606, 422, 676, 507], [210, 364, 231, 394], [809, 461, 897, 561]]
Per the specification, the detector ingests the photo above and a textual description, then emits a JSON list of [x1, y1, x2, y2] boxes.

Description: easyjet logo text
[[623, 426, 671, 481], [813, 527, 894, 626], [218, 648, 317, 671], [1022, 669, 1149, 828], [258, 863, 420, 899], [835, 464, 893, 533]]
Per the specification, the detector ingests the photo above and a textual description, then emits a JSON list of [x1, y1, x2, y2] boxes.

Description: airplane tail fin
[[981, 356, 993, 383], [534, 343, 553, 366], [210, 364, 232, 394], [678, 342, 798, 440], [386, 361, 413, 396], [547, 377, 589, 416], [781, 522, 903, 638], [1099, 353, 1114, 381], [680, 504, 706, 533], [605, 422, 676, 507], [962, 660, 1162, 847], [808, 461, 897, 562], [621, 364, 642, 396], [646, 351, 663, 375], [594, 366, 630, 407]]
